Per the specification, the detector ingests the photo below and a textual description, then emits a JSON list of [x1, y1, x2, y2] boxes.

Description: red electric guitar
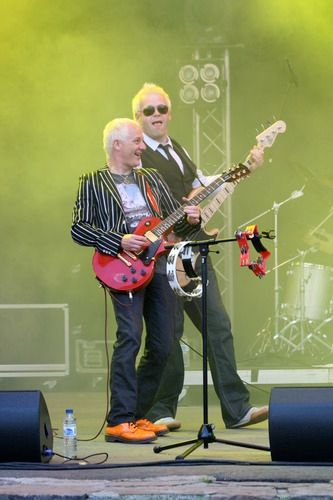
[[93, 120, 286, 292]]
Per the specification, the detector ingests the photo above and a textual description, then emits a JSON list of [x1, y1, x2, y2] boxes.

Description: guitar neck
[[151, 165, 250, 238], [200, 156, 253, 227], [160, 119, 286, 234], [200, 183, 235, 227]]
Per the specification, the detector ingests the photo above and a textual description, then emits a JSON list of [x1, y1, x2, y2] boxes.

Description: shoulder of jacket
[[80, 166, 107, 179], [136, 167, 159, 178]]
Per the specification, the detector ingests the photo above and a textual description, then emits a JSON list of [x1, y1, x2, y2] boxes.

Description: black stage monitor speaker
[[0, 390, 53, 463], [269, 386, 333, 462]]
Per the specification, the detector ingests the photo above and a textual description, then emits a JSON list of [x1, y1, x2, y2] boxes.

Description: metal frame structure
[[178, 47, 234, 320]]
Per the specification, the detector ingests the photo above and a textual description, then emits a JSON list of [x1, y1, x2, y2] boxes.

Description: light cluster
[[178, 62, 221, 104]]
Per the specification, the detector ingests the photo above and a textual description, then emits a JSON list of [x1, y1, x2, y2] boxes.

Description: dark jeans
[[107, 272, 176, 426], [145, 256, 251, 428]]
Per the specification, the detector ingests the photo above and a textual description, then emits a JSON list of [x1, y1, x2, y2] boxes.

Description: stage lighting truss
[[177, 50, 234, 321], [178, 62, 222, 104]]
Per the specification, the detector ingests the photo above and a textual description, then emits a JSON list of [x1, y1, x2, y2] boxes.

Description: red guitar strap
[[235, 225, 271, 278], [144, 179, 161, 217]]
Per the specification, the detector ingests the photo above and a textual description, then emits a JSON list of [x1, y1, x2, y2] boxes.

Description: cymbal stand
[[274, 247, 333, 357], [275, 249, 308, 353], [240, 187, 305, 355], [309, 206, 333, 238], [154, 238, 270, 460]]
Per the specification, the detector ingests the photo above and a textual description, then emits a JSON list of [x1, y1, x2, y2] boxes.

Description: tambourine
[[166, 242, 202, 298]]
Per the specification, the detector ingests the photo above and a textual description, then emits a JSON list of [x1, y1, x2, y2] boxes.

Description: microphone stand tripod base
[[154, 423, 216, 461], [153, 422, 270, 461]]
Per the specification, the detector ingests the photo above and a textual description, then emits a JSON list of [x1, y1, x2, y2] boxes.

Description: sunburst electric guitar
[[93, 120, 286, 292]]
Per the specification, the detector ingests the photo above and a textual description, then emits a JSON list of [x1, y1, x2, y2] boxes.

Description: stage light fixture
[[179, 84, 200, 104], [200, 63, 220, 83], [200, 83, 220, 103], [179, 64, 199, 84]]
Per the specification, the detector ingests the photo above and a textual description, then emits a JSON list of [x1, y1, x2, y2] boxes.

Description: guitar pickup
[[144, 230, 159, 243]]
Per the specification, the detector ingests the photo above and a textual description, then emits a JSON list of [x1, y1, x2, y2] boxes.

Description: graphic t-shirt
[[112, 172, 166, 274], [112, 172, 151, 232]]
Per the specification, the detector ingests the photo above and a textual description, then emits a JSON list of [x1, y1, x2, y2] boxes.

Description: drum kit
[[252, 205, 333, 360], [167, 188, 333, 360]]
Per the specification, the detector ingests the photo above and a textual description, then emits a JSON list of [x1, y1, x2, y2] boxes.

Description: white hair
[[103, 118, 137, 158]]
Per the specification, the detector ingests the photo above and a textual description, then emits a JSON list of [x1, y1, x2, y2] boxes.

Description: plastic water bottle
[[63, 408, 77, 459]]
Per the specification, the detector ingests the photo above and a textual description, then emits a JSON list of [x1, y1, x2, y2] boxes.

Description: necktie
[[158, 143, 177, 163]]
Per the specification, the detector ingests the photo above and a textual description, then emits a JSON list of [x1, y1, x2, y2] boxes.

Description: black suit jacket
[[71, 165, 198, 256]]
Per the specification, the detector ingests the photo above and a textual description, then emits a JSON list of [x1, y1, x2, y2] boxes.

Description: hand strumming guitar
[[121, 234, 150, 253]]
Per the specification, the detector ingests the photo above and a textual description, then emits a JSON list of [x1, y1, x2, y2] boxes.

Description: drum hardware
[[241, 186, 305, 343], [306, 207, 333, 255], [241, 187, 306, 358], [244, 188, 333, 359], [250, 249, 333, 359]]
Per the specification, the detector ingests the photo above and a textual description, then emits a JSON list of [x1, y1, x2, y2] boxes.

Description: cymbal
[[305, 228, 333, 255]]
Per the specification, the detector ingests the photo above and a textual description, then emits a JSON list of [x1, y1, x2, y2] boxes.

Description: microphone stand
[[239, 187, 305, 354], [154, 237, 271, 460]]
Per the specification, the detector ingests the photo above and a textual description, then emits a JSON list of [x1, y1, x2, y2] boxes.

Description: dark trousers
[[107, 273, 176, 426], [145, 256, 251, 428]]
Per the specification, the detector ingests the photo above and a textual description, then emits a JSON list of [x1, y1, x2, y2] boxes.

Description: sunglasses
[[142, 104, 169, 117]]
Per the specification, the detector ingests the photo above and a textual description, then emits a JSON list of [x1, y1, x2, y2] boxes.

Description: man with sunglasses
[[132, 83, 269, 431]]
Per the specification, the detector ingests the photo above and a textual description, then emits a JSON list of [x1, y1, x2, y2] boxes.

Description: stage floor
[[1, 392, 333, 498]]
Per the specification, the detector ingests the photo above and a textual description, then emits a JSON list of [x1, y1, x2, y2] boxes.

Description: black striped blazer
[[71, 165, 199, 256]]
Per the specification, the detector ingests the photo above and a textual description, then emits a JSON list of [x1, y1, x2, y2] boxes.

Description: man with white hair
[[71, 118, 201, 444]]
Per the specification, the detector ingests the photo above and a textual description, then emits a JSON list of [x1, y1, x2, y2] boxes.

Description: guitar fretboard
[[151, 164, 250, 238]]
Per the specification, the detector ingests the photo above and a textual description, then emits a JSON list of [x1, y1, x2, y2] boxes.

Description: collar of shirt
[[142, 133, 184, 173], [141, 134, 215, 189], [143, 133, 172, 152]]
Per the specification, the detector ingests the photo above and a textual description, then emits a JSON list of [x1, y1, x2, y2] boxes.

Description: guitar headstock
[[224, 163, 251, 183], [256, 120, 287, 150]]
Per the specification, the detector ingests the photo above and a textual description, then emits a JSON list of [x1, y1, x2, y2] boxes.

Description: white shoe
[[228, 406, 269, 429], [154, 417, 182, 431]]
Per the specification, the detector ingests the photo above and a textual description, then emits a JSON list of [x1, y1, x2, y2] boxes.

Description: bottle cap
[[65, 408, 73, 414]]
